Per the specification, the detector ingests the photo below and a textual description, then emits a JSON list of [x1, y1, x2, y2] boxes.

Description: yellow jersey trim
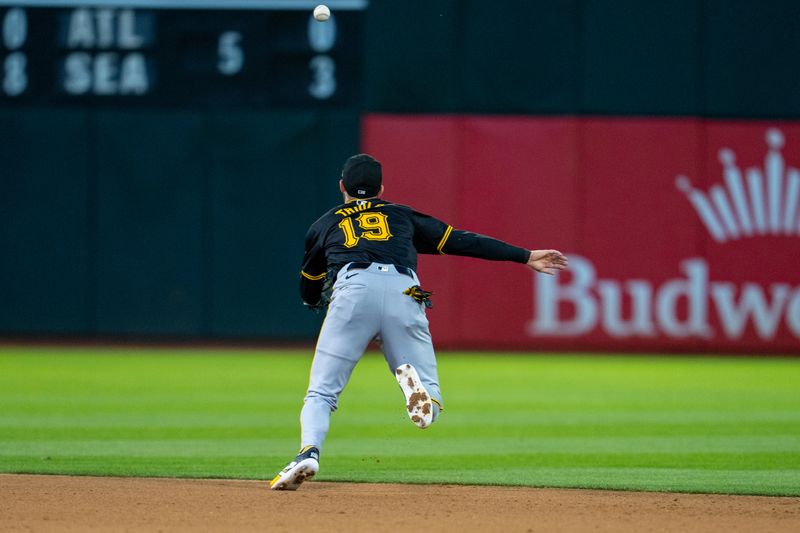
[[301, 271, 326, 281], [436, 225, 453, 254]]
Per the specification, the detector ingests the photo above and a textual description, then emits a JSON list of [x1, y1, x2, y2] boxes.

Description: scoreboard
[[0, 0, 367, 107]]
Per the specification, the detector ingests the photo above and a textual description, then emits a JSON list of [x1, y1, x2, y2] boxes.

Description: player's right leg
[[393, 362, 436, 429], [380, 272, 443, 429]]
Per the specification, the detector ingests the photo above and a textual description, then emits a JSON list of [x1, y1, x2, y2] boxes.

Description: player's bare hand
[[527, 249, 568, 275]]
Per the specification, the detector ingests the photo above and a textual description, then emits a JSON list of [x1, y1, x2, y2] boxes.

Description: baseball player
[[270, 154, 568, 490]]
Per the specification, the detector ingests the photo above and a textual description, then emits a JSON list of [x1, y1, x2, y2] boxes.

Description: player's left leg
[[271, 269, 381, 490], [300, 274, 380, 451]]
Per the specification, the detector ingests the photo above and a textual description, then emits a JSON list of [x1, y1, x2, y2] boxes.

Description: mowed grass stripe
[[1, 348, 799, 495], [3, 420, 799, 440], [0, 438, 800, 460], [3, 435, 800, 456]]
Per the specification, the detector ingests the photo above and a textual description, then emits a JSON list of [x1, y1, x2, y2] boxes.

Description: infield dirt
[[1, 474, 799, 532]]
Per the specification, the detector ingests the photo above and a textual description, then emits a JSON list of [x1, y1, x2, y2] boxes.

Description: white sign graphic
[[677, 129, 800, 242], [529, 256, 800, 341]]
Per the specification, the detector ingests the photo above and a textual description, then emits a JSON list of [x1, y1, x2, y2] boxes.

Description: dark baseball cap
[[341, 154, 382, 199]]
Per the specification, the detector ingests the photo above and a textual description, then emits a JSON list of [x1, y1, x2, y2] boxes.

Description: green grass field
[[1, 346, 799, 496]]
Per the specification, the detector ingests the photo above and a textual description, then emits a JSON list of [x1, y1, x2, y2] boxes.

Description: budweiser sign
[[530, 127, 800, 347], [365, 114, 800, 352], [530, 256, 800, 341]]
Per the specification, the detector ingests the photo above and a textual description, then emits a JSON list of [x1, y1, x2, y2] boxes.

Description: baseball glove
[[403, 285, 433, 308]]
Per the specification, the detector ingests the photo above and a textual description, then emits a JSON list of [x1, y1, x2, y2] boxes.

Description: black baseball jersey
[[300, 198, 530, 306]]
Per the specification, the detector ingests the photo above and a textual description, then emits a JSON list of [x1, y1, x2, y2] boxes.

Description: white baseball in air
[[313, 5, 331, 21]]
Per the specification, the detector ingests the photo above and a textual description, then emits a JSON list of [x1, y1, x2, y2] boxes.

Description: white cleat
[[395, 363, 433, 429], [269, 446, 320, 491]]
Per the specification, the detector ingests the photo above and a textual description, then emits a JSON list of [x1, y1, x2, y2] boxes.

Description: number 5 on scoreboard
[[338, 212, 392, 248]]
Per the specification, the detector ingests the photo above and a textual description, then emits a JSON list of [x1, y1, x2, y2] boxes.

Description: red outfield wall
[[363, 115, 800, 353]]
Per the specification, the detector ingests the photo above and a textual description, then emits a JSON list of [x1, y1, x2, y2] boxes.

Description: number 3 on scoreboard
[[338, 212, 392, 248]]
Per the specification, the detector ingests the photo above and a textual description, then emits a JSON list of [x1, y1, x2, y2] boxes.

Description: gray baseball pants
[[300, 262, 442, 450]]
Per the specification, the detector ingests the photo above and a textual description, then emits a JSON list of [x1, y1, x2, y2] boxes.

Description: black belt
[[347, 262, 415, 279]]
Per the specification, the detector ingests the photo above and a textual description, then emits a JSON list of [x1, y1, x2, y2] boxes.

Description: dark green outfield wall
[[0, 108, 357, 338], [364, 0, 800, 117], [2, 0, 800, 339]]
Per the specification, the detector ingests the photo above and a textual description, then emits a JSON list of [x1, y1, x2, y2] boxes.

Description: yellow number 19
[[338, 212, 393, 248]]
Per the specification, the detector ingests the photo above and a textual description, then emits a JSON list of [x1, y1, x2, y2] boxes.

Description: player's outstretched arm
[[526, 249, 568, 275]]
